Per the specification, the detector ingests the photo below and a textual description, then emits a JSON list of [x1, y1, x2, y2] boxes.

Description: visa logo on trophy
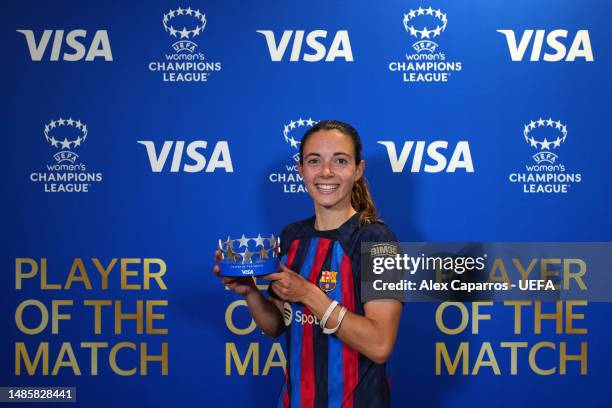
[[147, 6, 222, 82], [218, 234, 280, 276], [508, 117, 582, 193], [29, 117, 103, 193], [388, 6, 462, 83]]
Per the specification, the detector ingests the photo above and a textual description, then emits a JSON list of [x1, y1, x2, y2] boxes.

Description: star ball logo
[[44, 118, 87, 163], [268, 117, 316, 193], [404, 7, 447, 53], [30, 117, 103, 193], [388, 6, 462, 83], [524, 118, 567, 164], [509, 117, 581, 193], [163, 7, 206, 53], [147, 6, 222, 82]]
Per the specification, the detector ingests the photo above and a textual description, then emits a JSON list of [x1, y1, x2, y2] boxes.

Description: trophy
[[218, 234, 280, 276]]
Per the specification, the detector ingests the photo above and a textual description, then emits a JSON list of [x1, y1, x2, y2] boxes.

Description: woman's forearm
[[303, 284, 400, 364], [244, 287, 286, 338]]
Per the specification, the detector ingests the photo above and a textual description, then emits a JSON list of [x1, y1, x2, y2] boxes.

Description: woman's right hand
[[213, 249, 257, 296]]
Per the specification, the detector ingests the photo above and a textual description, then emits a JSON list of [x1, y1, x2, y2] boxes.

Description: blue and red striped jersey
[[270, 212, 398, 408]]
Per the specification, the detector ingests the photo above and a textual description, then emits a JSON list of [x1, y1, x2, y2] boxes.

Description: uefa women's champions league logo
[[523, 118, 568, 164], [147, 6, 222, 82], [162, 7, 206, 53], [283, 118, 316, 162], [29, 117, 103, 193], [388, 6, 462, 82], [218, 234, 280, 277], [268, 117, 316, 193], [403, 7, 447, 53], [508, 116, 581, 194], [44, 118, 88, 163]]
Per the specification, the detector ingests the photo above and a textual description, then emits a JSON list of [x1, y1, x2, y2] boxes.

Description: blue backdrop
[[2, 0, 611, 407]]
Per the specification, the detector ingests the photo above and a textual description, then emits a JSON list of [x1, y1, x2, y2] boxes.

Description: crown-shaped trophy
[[218, 234, 280, 276]]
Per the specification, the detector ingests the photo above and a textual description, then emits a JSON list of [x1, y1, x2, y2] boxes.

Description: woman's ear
[[298, 161, 303, 177], [355, 160, 365, 181]]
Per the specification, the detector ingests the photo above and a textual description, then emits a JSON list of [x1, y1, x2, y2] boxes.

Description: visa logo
[[256, 30, 353, 62], [497, 29, 593, 62], [137, 140, 233, 173], [17, 29, 113, 61]]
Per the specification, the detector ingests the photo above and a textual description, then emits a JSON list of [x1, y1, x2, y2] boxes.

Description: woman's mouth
[[315, 183, 339, 193]]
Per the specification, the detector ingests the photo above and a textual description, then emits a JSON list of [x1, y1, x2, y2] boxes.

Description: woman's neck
[[313, 205, 357, 231]]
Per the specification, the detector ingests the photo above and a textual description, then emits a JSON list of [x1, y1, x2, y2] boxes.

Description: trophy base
[[219, 259, 279, 277]]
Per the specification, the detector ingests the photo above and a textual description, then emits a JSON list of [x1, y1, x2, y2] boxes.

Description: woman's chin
[[314, 196, 348, 210]]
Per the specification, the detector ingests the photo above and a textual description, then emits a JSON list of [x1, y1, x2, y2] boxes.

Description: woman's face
[[299, 129, 364, 211]]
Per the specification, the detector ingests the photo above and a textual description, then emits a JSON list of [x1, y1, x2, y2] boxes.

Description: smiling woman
[[214, 120, 402, 408], [299, 126, 364, 225], [299, 121, 377, 229]]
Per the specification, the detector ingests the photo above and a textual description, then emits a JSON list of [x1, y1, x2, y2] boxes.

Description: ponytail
[[351, 176, 378, 226]]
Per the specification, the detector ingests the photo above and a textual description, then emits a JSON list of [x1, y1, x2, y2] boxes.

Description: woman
[[214, 120, 402, 407]]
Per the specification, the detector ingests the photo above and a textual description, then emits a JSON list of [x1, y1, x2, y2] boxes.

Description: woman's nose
[[321, 161, 334, 176]]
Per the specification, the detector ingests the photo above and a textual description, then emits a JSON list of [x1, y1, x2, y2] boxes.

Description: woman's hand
[[213, 250, 286, 338], [213, 249, 256, 296], [262, 263, 315, 303]]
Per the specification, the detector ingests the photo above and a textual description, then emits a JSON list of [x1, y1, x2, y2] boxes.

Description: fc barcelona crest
[[319, 270, 338, 292]]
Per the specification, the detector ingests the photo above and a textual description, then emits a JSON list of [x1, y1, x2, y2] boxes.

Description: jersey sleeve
[[359, 222, 398, 243], [357, 222, 405, 304]]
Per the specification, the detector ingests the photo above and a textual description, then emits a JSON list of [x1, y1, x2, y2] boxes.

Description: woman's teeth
[[316, 184, 338, 191]]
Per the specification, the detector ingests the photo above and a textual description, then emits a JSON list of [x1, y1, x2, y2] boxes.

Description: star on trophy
[[217, 233, 280, 276]]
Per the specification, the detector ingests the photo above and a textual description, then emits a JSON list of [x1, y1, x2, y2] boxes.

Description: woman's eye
[[307, 159, 320, 165], [336, 158, 348, 165]]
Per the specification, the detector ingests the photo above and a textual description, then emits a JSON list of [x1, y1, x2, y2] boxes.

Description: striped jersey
[[271, 213, 398, 408]]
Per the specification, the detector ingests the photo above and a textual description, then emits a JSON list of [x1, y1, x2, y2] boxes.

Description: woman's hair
[[299, 120, 379, 226]]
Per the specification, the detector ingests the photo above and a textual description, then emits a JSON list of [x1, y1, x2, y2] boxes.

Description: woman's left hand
[[261, 263, 314, 303]]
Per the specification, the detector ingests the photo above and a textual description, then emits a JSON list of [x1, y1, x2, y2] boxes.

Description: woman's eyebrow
[[304, 152, 321, 158], [304, 152, 351, 157]]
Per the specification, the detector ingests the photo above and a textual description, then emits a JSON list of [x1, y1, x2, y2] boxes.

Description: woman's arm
[[213, 250, 286, 338], [265, 263, 402, 364], [243, 287, 287, 338], [304, 287, 401, 364]]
